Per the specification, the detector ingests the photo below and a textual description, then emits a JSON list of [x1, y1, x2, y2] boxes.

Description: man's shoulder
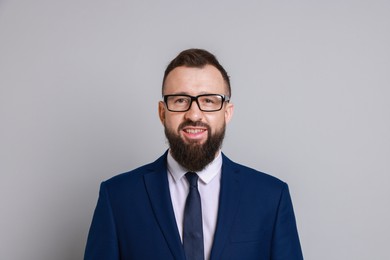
[[222, 153, 286, 189], [103, 152, 168, 188]]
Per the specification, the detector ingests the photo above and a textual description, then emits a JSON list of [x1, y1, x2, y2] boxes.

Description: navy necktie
[[183, 172, 204, 260]]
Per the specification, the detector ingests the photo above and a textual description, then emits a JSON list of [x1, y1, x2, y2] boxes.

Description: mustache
[[178, 120, 210, 130]]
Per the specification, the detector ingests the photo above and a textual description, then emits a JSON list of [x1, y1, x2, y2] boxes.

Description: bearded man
[[85, 49, 303, 260]]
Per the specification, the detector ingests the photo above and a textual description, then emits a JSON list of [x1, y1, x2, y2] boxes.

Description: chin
[[183, 137, 207, 145]]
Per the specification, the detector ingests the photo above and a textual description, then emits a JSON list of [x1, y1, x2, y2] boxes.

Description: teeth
[[185, 129, 204, 134]]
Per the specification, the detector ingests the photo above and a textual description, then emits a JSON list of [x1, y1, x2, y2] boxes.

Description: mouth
[[181, 126, 208, 142], [183, 128, 206, 134]]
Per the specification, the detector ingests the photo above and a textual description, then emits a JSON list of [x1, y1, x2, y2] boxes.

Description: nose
[[184, 100, 203, 121]]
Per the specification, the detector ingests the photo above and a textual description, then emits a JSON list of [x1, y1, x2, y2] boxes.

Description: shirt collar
[[167, 149, 222, 184]]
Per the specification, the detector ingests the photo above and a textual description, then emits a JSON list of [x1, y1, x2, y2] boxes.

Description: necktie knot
[[185, 172, 199, 188]]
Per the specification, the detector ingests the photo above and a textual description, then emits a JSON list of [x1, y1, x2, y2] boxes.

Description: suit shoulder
[[238, 163, 285, 185], [104, 164, 146, 183], [103, 153, 167, 188], [223, 154, 287, 189]]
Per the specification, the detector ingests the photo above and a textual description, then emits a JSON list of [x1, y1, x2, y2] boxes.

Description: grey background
[[1, 0, 389, 259]]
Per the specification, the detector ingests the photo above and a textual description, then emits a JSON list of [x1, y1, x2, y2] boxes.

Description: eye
[[173, 97, 189, 104], [203, 98, 215, 104], [200, 96, 220, 105]]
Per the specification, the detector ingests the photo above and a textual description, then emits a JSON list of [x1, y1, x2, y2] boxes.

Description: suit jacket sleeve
[[84, 182, 119, 260], [271, 183, 303, 260]]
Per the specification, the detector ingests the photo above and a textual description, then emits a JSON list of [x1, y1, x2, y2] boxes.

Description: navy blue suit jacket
[[85, 152, 303, 259]]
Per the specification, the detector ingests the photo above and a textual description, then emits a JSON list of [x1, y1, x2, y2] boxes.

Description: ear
[[158, 101, 166, 124], [224, 102, 234, 124]]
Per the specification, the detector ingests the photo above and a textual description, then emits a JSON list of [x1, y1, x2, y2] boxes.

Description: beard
[[164, 120, 226, 172]]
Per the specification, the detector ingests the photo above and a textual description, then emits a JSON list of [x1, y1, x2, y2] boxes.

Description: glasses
[[163, 94, 230, 112]]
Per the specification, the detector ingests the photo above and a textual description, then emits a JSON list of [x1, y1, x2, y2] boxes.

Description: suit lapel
[[210, 155, 242, 260], [144, 153, 186, 260]]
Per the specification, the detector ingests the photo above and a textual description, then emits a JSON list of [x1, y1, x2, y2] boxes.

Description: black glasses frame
[[163, 94, 230, 112]]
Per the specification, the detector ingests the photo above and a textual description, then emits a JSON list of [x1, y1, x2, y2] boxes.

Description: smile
[[181, 127, 208, 141], [184, 128, 206, 134]]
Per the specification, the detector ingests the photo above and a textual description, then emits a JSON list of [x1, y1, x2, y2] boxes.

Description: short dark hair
[[162, 48, 231, 97]]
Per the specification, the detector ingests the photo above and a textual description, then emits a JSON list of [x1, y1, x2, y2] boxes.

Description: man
[[85, 49, 303, 260]]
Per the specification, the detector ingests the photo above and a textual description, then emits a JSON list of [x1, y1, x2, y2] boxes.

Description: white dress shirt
[[167, 150, 222, 260]]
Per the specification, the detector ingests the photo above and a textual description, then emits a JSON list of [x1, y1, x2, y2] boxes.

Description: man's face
[[159, 65, 234, 171]]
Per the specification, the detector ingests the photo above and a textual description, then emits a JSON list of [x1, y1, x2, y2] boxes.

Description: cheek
[[164, 115, 183, 131], [206, 114, 226, 132]]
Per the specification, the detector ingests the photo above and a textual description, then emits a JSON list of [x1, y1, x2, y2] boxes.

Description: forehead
[[163, 65, 227, 95]]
